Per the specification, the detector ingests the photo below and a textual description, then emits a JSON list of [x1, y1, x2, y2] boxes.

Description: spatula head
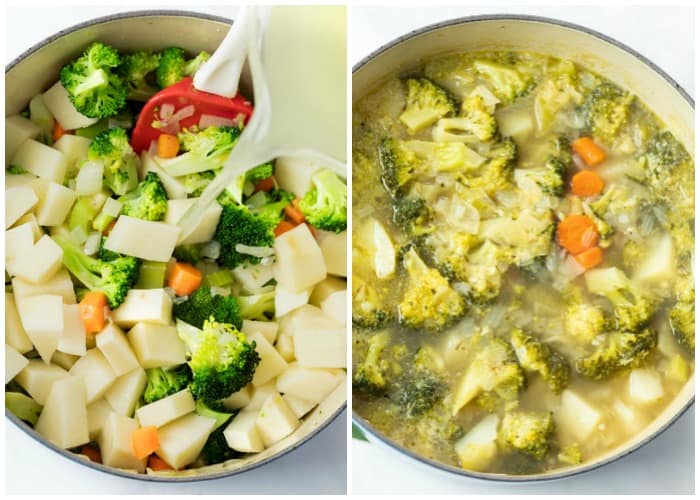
[[130, 77, 254, 153]]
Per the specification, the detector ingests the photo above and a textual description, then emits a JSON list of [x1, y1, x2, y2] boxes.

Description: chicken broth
[[352, 50, 694, 475]]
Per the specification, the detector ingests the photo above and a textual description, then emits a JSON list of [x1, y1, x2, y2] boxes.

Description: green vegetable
[[156, 126, 241, 177], [143, 365, 192, 404], [580, 82, 634, 144], [352, 330, 392, 394], [135, 261, 167, 289], [201, 426, 240, 465], [299, 168, 347, 233], [235, 291, 275, 321], [66, 192, 109, 235], [224, 162, 275, 205], [5, 392, 43, 425], [575, 328, 657, 381], [118, 171, 168, 221], [119, 50, 161, 101], [399, 77, 457, 133], [172, 244, 202, 265], [156, 47, 211, 89], [498, 411, 555, 460], [88, 127, 139, 196], [204, 269, 235, 287], [172, 286, 242, 329], [510, 329, 570, 394], [473, 58, 532, 103], [194, 399, 233, 430]]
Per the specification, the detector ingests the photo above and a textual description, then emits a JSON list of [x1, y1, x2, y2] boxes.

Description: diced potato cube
[[558, 390, 602, 441], [136, 389, 195, 428], [6, 115, 42, 162], [222, 385, 253, 411], [53, 134, 92, 172], [6, 222, 35, 261], [5, 293, 33, 353], [309, 276, 345, 307], [12, 269, 76, 304], [11, 235, 64, 284], [12, 212, 42, 241], [275, 330, 295, 362], [35, 376, 89, 449], [612, 399, 643, 433], [318, 230, 347, 277], [629, 369, 664, 405], [16, 294, 63, 363], [156, 413, 216, 469], [164, 198, 222, 244], [454, 414, 500, 471], [321, 290, 346, 326], [11, 139, 67, 183], [14, 360, 69, 405], [104, 216, 181, 262], [126, 322, 186, 368], [497, 106, 534, 139], [246, 381, 277, 411], [276, 364, 343, 403], [42, 81, 98, 130], [665, 354, 690, 383], [27, 177, 51, 200], [87, 399, 113, 440], [6, 344, 29, 383], [5, 173, 38, 189], [111, 289, 173, 328], [36, 182, 77, 226], [69, 349, 117, 404], [58, 304, 87, 356], [249, 331, 288, 387], [255, 393, 300, 447], [274, 156, 323, 198], [232, 263, 275, 294], [74, 161, 104, 195], [51, 351, 80, 370], [224, 410, 264, 452], [96, 322, 140, 376], [292, 314, 346, 368], [634, 235, 676, 285], [275, 284, 311, 317], [282, 394, 317, 419], [104, 367, 147, 417], [273, 224, 327, 293], [99, 412, 147, 472], [241, 320, 278, 345], [6, 186, 38, 229]]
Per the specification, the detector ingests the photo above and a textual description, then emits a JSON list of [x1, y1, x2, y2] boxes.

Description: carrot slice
[[132, 426, 160, 460], [572, 137, 606, 167], [284, 199, 306, 225], [167, 262, 203, 296], [79, 291, 108, 334], [53, 121, 69, 142], [274, 220, 296, 237], [157, 134, 180, 159], [254, 176, 276, 193], [574, 246, 604, 269], [80, 444, 102, 464], [556, 214, 599, 255], [148, 455, 174, 471], [571, 170, 604, 197]]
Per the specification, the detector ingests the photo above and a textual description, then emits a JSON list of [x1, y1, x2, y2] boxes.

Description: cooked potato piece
[[222, 385, 253, 411], [155, 413, 217, 469], [58, 304, 87, 356], [104, 367, 147, 417], [164, 198, 222, 245], [53, 134, 91, 171], [320, 290, 346, 326], [11, 235, 64, 285], [276, 364, 344, 403], [104, 216, 180, 262], [5, 344, 29, 383], [16, 293, 63, 363], [6, 186, 38, 229], [12, 212, 42, 240], [51, 351, 80, 370], [36, 182, 77, 227], [282, 394, 317, 419], [224, 410, 264, 453], [69, 349, 117, 404], [6, 114, 42, 162], [232, 262, 275, 294], [246, 381, 278, 411], [111, 289, 173, 328], [629, 369, 664, 405], [249, 331, 288, 387], [96, 322, 140, 376], [126, 322, 186, 368], [35, 376, 90, 449], [42, 82, 98, 130], [255, 393, 300, 447], [292, 313, 346, 368], [318, 230, 347, 277], [309, 276, 346, 307], [14, 360, 69, 405], [241, 320, 278, 345], [6, 222, 35, 262], [99, 411, 147, 472], [558, 390, 602, 441], [275, 330, 295, 362], [135, 389, 195, 428], [275, 284, 311, 317], [12, 269, 77, 304], [273, 224, 327, 293], [454, 414, 499, 472], [86, 399, 113, 441], [5, 293, 33, 353], [11, 139, 67, 183]]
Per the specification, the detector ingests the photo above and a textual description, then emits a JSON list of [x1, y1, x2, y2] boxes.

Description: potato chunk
[[155, 413, 216, 469], [104, 367, 147, 417], [164, 198, 222, 244], [12, 269, 77, 304], [135, 389, 195, 428], [104, 216, 180, 262], [5, 186, 38, 229], [16, 293, 63, 363], [275, 364, 343, 403], [454, 414, 499, 471], [249, 331, 288, 387], [11, 139, 67, 183], [273, 224, 327, 293], [96, 322, 140, 376], [5, 344, 29, 383], [558, 390, 602, 441], [5, 293, 33, 353], [42, 81, 98, 130], [99, 412, 147, 472], [86, 399, 113, 441], [35, 376, 90, 449], [318, 230, 347, 277], [69, 349, 117, 404], [224, 410, 264, 453], [11, 235, 64, 284], [6, 115, 41, 162], [58, 304, 87, 356], [629, 369, 664, 405], [36, 182, 77, 227], [126, 322, 186, 368], [14, 360, 69, 405], [111, 289, 173, 328], [255, 393, 300, 447]]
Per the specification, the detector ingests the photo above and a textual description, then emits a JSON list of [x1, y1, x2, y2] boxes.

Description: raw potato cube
[[629, 369, 664, 405], [11, 139, 67, 183], [16, 294, 63, 363], [156, 414, 216, 469], [558, 390, 602, 441], [42, 81, 98, 130], [96, 322, 140, 376], [273, 224, 327, 293], [165, 198, 222, 244], [318, 231, 347, 277], [104, 216, 181, 262], [14, 360, 69, 405], [6, 222, 36, 261], [136, 389, 195, 428], [274, 156, 323, 198], [127, 322, 186, 368], [5, 173, 38, 189], [58, 304, 87, 356], [255, 393, 300, 447], [276, 364, 344, 403], [12, 212, 42, 240], [69, 349, 117, 404], [309, 276, 345, 307], [6, 114, 42, 162], [51, 351, 80, 370], [249, 331, 288, 387], [232, 263, 275, 294], [6, 344, 29, 383], [75, 161, 104, 195], [53, 134, 91, 171], [634, 235, 675, 285], [246, 381, 278, 411], [87, 399, 113, 440], [12, 269, 77, 304], [36, 182, 77, 226], [224, 410, 264, 452], [275, 330, 295, 362], [242, 320, 278, 345], [291, 310, 346, 368], [6, 186, 38, 229], [104, 367, 147, 417], [11, 235, 64, 284], [222, 385, 253, 411], [321, 290, 346, 326], [454, 414, 500, 472], [99, 412, 147, 472], [111, 289, 173, 328], [282, 394, 317, 419], [35, 376, 90, 449], [275, 284, 311, 317], [5, 293, 33, 353]]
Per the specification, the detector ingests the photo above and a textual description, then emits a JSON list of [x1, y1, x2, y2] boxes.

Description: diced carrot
[[148, 455, 174, 471], [571, 137, 606, 167], [103, 220, 117, 236], [556, 214, 599, 255], [284, 199, 306, 225], [571, 170, 604, 197], [80, 444, 102, 464], [574, 246, 604, 269], [157, 134, 180, 159], [79, 291, 108, 334], [53, 121, 69, 142], [132, 426, 160, 460], [274, 220, 296, 237], [167, 262, 203, 296], [254, 176, 276, 193]]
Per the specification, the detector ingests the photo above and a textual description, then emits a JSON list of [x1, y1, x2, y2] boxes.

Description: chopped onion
[[160, 103, 175, 120], [260, 256, 275, 266], [102, 197, 123, 217], [199, 114, 235, 128], [153, 104, 195, 134], [235, 244, 275, 258], [83, 232, 102, 256], [200, 240, 221, 260]]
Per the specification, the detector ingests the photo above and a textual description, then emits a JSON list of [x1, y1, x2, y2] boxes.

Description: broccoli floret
[[466, 137, 519, 194], [155, 126, 241, 177], [143, 365, 192, 404], [117, 171, 168, 221], [558, 443, 584, 465], [156, 47, 211, 88], [181, 170, 217, 196], [473, 58, 532, 103], [396, 351, 447, 418], [398, 248, 465, 332], [88, 127, 139, 196], [172, 244, 202, 265], [461, 241, 512, 304], [433, 94, 497, 142], [391, 196, 432, 237], [352, 330, 392, 394], [399, 77, 457, 133], [351, 275, 393, 328], [669, 276, 694, 352], [247, 189, 294, 228], [6, 165, 29, 174], [66, 191, 109, 234], [201, 426, 240, 465], [622, 239, 644, 271], [119, 50, 161, 101], [581, 82, 634, 144], [498, 411, 555, 460], [644, 131, 694, 221], [213, 204, 274, 269], [53, 234, 140, 308], [510, 329, 570, 393], [565, 302, 606, 344], [173, 286, 242, 329], [223, 162, 274, 205], [585, 267, 655, 331], [533, 60, 585, 132], [235, 291, 275, 320], [194, 399, 233, 429], [98, 236, 122, 262], [298, 169, 347, 233], [59, 42, 127, 119], [575, 327, 657, 380], [582, 201, 614, 248], [178, 318, 260, 401], [645, 130, 690, 171]]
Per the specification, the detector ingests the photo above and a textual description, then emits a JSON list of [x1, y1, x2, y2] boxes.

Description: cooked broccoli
[[565, 301, 606, 344], [575, 327, 657, 380], [119, 50, 161, 101], [351, 275, 393, 328], [194, 399, 233, 429], [59, 42, 127, 119], [396, 351, 447, 418], [669, 276, 694, 352], [178, 317, 260, 401], [466, 136, 519, 194], [558, 443, 584, 465], [511, 329, 570, 393], [622, 239, 643, 271], [156, 47, 211, 88], [247, 189, 294, 228], [644, 131, 694, 221], [173, 285, 242, 329], [581, 82, 634, 143], [181, 170, 217, 196], [235, 291, 275, 320], [582, 201, 614, 248], [213, 203, 274, 269], [88, 127, 139, 196], [461, 241, 512, 305], [156, 126, 241, 177], [391, 196, 432, 237], [352, 330, 392, 394], [53, 234, 140, 308], [299, 169, 347, 233], [66, 191, 109, 234], [223, 162, 275, 205], [398, 248, 466, 332], [433, 94, 497, 142], [143, 365, 192, 404], [201, 426, 240, 465], [498, 411, 555, 460], [5, 392, 43, 425], [533, 60, 585, 132], [399, 77, 457, 133], [585, 267, 655, 331], [473, 58, 532, 103], [172, 244, 202, 265], [6, 165, 29, 174], [117, 171, 168, 221]]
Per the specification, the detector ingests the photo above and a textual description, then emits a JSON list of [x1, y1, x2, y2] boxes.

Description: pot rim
[[5, 8, 346, 483], [351, 13, 694, 483]]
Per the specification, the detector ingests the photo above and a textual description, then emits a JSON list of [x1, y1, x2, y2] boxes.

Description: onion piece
[[200, 241, 221, 260], [84, 232, 102, 256], [235, 244, 275, 258], [199, 114, 235, 128], [102, 198, 123, 218], [160, 103, 175, 120]]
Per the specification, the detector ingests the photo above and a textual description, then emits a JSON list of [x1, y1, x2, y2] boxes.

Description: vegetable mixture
[[352, 51, 694, 475], [6, 42, 347, 474]]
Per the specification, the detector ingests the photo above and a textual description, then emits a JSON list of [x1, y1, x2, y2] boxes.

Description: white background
[[351, 4, 695, 496], [4, 4, 347, 495]]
